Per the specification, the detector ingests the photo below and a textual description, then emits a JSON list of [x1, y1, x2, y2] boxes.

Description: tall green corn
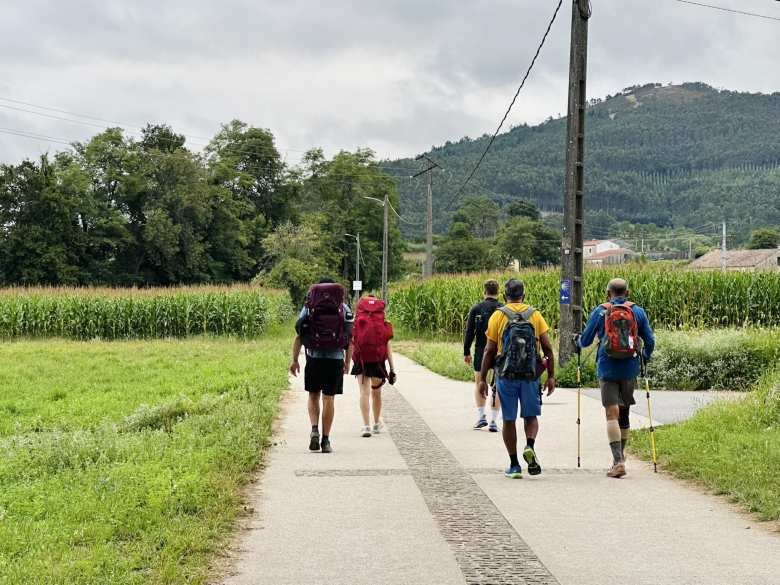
[[0, 285, 292, 340], [388, 267, 780, 335]]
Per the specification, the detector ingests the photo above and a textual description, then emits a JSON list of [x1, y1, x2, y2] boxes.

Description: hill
[[386, 83, 780, 239]]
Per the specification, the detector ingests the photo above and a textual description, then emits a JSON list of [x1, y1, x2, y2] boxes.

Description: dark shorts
[[350, 361, 388, 382], [599, 378, 636, 407], [472, 347, 485, 372], [305, 358, 344, 396]]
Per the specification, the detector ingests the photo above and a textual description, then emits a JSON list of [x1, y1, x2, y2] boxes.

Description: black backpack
[[495, 307, 538, 380]]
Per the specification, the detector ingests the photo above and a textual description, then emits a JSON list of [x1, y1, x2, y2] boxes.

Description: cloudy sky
[[1, 0, 778, 164]]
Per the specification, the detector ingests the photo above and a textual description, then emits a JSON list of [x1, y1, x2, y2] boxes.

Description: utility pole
[[382, 192, 389, 301], [721, 221, 727, 272], [414, 155, 440, 278], [355, 233, 361, 305], [559, 0, 591, 366]]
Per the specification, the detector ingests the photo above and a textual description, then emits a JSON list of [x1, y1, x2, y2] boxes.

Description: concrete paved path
[[223, 355, 779, 585]]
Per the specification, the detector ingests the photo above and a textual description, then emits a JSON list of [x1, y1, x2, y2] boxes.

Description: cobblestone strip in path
[[382, 385, 559, 585]]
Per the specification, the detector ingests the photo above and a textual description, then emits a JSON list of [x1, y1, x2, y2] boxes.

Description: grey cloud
[[1, 0, 779, 164]]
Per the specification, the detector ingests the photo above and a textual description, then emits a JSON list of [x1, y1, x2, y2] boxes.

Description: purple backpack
[[301, 283, 347, 351]]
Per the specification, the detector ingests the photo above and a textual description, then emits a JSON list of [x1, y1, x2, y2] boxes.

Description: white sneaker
[[361, 426, 372, 438], [372, 421, 383, 434]]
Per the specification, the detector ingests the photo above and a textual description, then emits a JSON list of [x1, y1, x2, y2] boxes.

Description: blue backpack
[[495, 307, 538, 380]]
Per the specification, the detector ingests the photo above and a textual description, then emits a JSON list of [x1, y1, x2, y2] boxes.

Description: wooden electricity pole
[[413, 155, 440, 278], [559, 0, 591, 366]]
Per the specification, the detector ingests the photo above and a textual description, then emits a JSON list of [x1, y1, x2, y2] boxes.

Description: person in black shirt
[[463, 279, 502, 431]]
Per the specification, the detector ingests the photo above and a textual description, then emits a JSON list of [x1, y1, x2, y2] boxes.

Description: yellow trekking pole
[[642, 358, 658, 473], [576, 347, 582, 468]]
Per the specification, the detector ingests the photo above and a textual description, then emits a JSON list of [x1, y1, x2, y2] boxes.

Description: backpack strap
[[520, 307, 536, 321], [498, 306, 519, 321]]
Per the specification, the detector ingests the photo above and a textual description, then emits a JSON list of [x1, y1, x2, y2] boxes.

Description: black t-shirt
[[463, 297, 502, 356]]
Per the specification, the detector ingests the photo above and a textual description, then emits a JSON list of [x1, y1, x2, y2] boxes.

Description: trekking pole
[[642, 358, 658, 473], [576, 348, 582, 469]]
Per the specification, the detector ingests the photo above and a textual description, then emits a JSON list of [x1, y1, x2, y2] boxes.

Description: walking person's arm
[[290, 335, 302, 376], [463, 306, 477, 364], [478, 340, 497, 398], [577, 307, 602, 350], [539, 332, 556, 396], [386, 340, 397, 385], [343, 341, 353, 375], [637, 307, 655, 362]]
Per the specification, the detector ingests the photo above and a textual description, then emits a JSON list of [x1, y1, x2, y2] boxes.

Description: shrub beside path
[[222, 355, 779, 585]]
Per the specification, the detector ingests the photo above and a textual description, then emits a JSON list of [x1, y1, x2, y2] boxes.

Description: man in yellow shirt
[[479, 279, 556, 478]]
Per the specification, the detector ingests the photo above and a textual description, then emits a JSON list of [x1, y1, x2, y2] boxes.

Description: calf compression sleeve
[[607, 419, 622, 463], [618, 407, 631, 457]]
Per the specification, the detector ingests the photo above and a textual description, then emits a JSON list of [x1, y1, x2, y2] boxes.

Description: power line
[[671, 0, 780, 22], [442, 0, 565, 212]]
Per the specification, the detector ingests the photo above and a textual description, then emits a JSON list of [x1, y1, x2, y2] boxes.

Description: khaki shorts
[[599, 379, 636, 407]]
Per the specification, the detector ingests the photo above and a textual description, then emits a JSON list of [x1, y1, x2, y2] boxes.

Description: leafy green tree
[[747, 227, 780, 249], [435, 222, 493, 273], [300, 149, 404, 289], [506, 200, 540, 221], [452, 196, 501, 238]]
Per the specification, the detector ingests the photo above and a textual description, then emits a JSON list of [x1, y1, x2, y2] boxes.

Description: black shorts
[[350, 361, 388, 381], [473, 346, 486, 372], [305, 358, 344, 396]]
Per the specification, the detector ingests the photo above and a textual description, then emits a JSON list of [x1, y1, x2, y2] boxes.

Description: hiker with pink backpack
[[290, 279, 354, 454], [350, 295, 396, 438]]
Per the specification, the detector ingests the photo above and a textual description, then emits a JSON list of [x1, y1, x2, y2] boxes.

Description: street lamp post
[[344, 233, 361, 305]]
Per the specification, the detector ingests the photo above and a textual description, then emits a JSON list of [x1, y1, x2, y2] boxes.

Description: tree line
[[0, 122, 403, 295]]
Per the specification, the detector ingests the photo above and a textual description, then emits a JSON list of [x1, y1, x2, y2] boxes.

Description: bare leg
[[474, 371, 486, 408], [371, 380, 383, 424], [358, 376, 371, 426], [502, 420, 518, 456], [308, 391, 321, 426], [322, 395, 335, 436], [523, 416, 539, 442]]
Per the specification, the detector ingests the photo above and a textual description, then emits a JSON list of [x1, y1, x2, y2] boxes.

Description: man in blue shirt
[[576, 278, 655, 478]]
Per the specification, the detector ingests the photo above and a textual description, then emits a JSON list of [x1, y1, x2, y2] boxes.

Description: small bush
[[649, 329, 780, 390]]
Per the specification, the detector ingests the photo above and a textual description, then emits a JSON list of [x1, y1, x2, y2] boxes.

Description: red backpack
[[302, 283, 347, 351], [353, 297, 392, 364], [601, 301, 639, 359]]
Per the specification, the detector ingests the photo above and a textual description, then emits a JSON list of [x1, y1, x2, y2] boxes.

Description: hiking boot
[[473, 417, 488, 430], [320, 437, 333, 453], [361, 426, 372, 438], [488, 421, 499, 433], [607, 462, 626, 478], [504, 464, 523, 479], [523, 446, 542, 476], [372, 421, 383, 434], [309, 429, 320, 451]]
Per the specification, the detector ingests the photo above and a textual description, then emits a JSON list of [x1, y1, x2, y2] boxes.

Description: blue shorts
[[497, 377, 542, 421]]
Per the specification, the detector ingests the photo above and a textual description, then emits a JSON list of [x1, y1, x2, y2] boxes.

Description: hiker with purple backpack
[[289, 279, 354, 453]]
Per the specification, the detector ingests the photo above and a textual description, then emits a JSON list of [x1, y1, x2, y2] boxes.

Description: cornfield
[[388, 267, 780, 335], [0, 285, 293, 340]]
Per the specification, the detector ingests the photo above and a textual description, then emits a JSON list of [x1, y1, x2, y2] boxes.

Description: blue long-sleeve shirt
[[577, 297, 655, 381]]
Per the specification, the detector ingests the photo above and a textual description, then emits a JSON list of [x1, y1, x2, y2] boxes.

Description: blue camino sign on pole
[[560, 279, 572, 305]]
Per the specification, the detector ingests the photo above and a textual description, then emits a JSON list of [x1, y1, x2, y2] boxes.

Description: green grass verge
[[394, 339, 474, 382], [631, 368, 780, 522], [0, 328, 292, 584]]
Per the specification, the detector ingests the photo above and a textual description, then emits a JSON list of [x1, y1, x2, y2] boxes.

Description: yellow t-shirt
[[485, 302, 549, 355]]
